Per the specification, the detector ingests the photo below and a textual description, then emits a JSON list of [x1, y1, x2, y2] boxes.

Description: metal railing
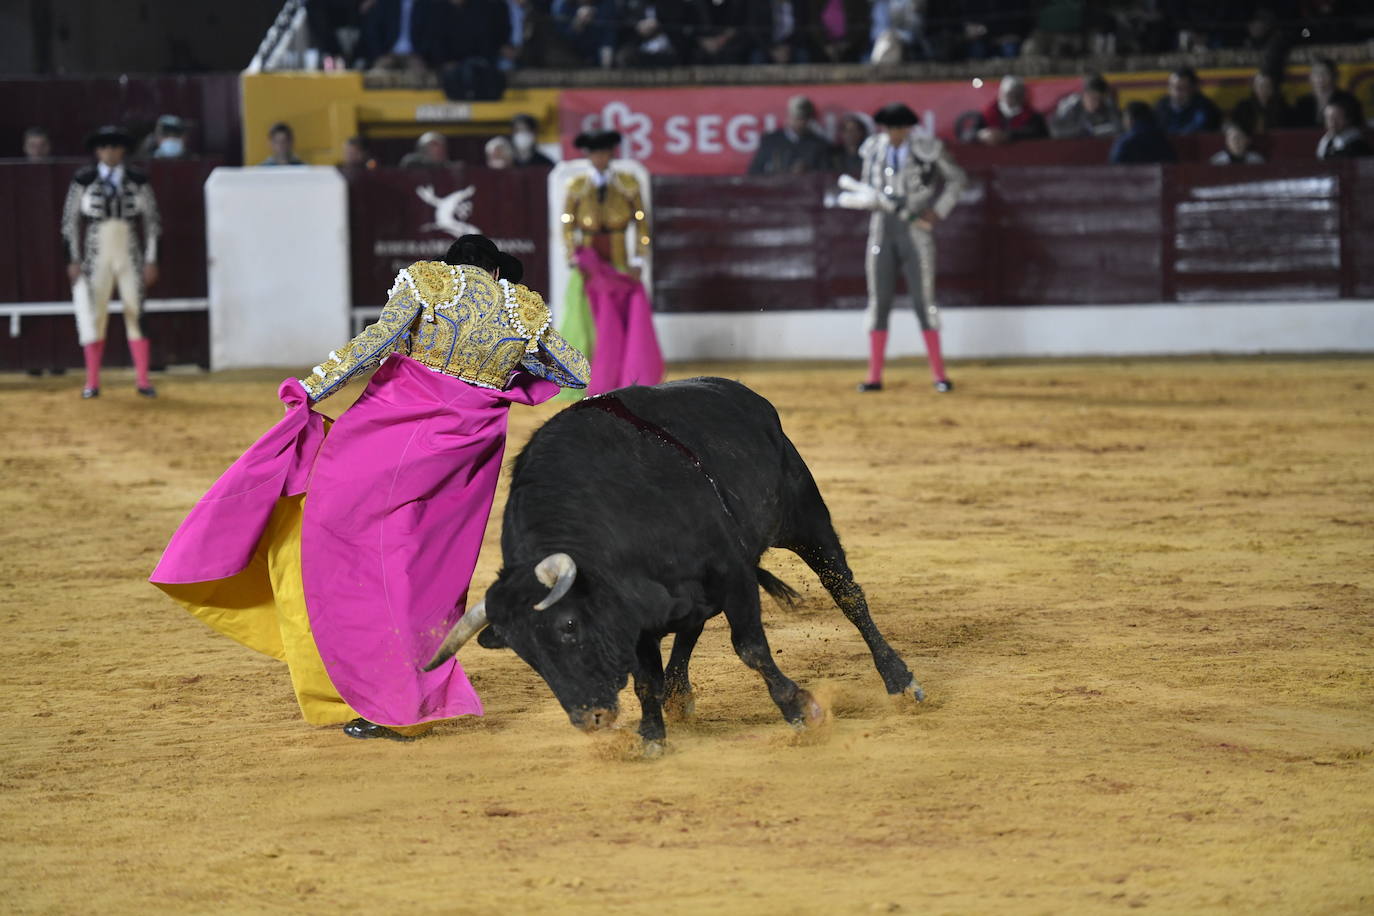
[[246, 0, 310, 74]]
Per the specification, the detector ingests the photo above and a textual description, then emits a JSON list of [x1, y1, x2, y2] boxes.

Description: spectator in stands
[[946, 0, 1034, 60], [1316, 99, 1372, 160], [689, 0, 752, 65], [748, 96, 835, 175], [261, 122, 305, 166], [1240, 6, 1291, 78], [1021, 0, 1087, 57], [140, 115, 189, 160], [1109, 101, 1177, 164], [400, 131, 452, 168], [498, 0, 530, 70], [23, 126, 52, 162], [815, 0, 869, 63], [551, 0, 619, 67], [485, 136, 516, 168], [616, 0, 690, 66], [306, 0, 364, 68], [1210, 120, 1265, 164], [510, 113, 555, 167], [361, 0, 436, 71], [1294, 58, 1365, 130], [748, 0, 816, 64], [1155, 67, 1222, 135], [1230, 69, 1296, 135], [834, 113, 869, 176], [1048, 73, 1123, 139], [429, 0, 510, 100], [974, 75, 1048, 146], [339, 135, 376, 170], [869, 0, 934, 63]]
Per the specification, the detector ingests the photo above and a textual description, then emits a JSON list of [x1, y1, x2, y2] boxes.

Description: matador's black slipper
[[342, 718, 416, 742], [81, 387, 100, 399], [856, 381, 883, 392]]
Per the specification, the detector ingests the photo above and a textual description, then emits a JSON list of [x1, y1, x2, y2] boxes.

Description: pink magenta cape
[[577, 247, 664, 394], [150, 355, 560, 725]]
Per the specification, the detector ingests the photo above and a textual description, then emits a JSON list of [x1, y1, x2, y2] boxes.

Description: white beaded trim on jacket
[[498, 278, 549, 353]]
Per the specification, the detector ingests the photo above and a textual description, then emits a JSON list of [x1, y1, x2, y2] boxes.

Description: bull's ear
[[477, 626, 509, 650]]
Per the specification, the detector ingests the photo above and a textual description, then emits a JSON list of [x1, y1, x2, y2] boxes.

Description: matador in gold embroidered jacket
[[560, 169, 651, 274], [302, 260, 589, 401]]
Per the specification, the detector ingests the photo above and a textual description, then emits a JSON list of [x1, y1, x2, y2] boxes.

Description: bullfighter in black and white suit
[[61, 125, 162, 399], [836, 103, 966, 394]]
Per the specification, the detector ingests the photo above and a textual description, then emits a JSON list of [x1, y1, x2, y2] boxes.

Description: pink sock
[[866, 330, 889, 385], [82, 341, 105, 390], [129, 338, 151, 389], [922, 329, 947, 382]]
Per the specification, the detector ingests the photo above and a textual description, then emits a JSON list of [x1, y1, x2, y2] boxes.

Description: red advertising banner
[[344, 167, 550, 306], [559, 79, 1082, 175]]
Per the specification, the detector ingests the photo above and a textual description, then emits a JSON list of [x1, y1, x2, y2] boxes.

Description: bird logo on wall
[[416, 184, 480, 237]]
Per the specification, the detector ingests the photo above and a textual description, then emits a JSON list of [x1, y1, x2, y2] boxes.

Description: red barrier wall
[[3, 153, 1371, 372]]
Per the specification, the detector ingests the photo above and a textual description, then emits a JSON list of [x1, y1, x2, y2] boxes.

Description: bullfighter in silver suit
[[836, 102, 966, 393], [62, 125, 162, 399]]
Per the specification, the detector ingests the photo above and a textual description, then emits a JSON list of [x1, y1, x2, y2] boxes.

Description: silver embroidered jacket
[[857, 133, 967, 225], [61, 164, 161, 270]]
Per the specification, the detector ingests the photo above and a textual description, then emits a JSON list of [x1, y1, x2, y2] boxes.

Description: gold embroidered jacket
[[560, 169, 650, 273], [301, 261, 589, 402]]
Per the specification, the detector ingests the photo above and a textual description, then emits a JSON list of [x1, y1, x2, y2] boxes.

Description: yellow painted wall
[[241, 72, 561, 165]]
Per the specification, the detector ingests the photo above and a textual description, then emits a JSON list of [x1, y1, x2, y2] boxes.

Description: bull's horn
[[533, 553, 576, 610], [422, 600, 488, 671]]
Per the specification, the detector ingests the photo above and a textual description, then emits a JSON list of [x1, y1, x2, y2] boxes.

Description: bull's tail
[[756, 568, 800, 609]]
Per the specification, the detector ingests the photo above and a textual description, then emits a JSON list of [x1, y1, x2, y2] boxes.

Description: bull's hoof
[[902, 678, 926, 703], [788, 691, 828, 731], [663, 692, 696, 723], [642, 739, 666, 759]]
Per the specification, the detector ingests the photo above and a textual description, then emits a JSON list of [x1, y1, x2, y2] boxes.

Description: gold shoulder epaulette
[[497, 281, 552, 352], [401, 260, 458, 308]]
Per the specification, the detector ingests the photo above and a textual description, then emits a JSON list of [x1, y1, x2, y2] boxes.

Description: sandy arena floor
[[2, 356, 1372, 914]]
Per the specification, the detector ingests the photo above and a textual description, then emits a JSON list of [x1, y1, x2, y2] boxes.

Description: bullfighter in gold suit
[[556, 129, 663, 396]]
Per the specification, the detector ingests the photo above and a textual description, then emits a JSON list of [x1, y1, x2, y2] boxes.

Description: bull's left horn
[[533, 553, 577, 610], [422, 600, 488, 671]]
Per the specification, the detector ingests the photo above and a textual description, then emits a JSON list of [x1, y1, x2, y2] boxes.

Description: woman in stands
[[150, 236, 588, 741]]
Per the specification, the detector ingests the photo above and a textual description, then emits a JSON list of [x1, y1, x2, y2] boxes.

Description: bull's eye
[[556, 615, 578, 643]]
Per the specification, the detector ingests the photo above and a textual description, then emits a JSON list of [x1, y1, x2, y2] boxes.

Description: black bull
[[425, 377, 923, 745]]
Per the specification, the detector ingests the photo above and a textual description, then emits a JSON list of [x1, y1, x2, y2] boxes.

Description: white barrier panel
[[652, 302, 1374, 361], [205, 167, 349, 370]]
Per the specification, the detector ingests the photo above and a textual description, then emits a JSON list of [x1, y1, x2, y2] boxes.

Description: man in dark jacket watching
[[748, 95, 835, 175], [1155, 67, 1222, 135]]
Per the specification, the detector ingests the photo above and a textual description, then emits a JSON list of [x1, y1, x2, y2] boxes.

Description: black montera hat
[[573, 129, 622, 151], [87, 125, 133, 150], [873, 103, 919, 127], [447, 233, 524, 285]]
